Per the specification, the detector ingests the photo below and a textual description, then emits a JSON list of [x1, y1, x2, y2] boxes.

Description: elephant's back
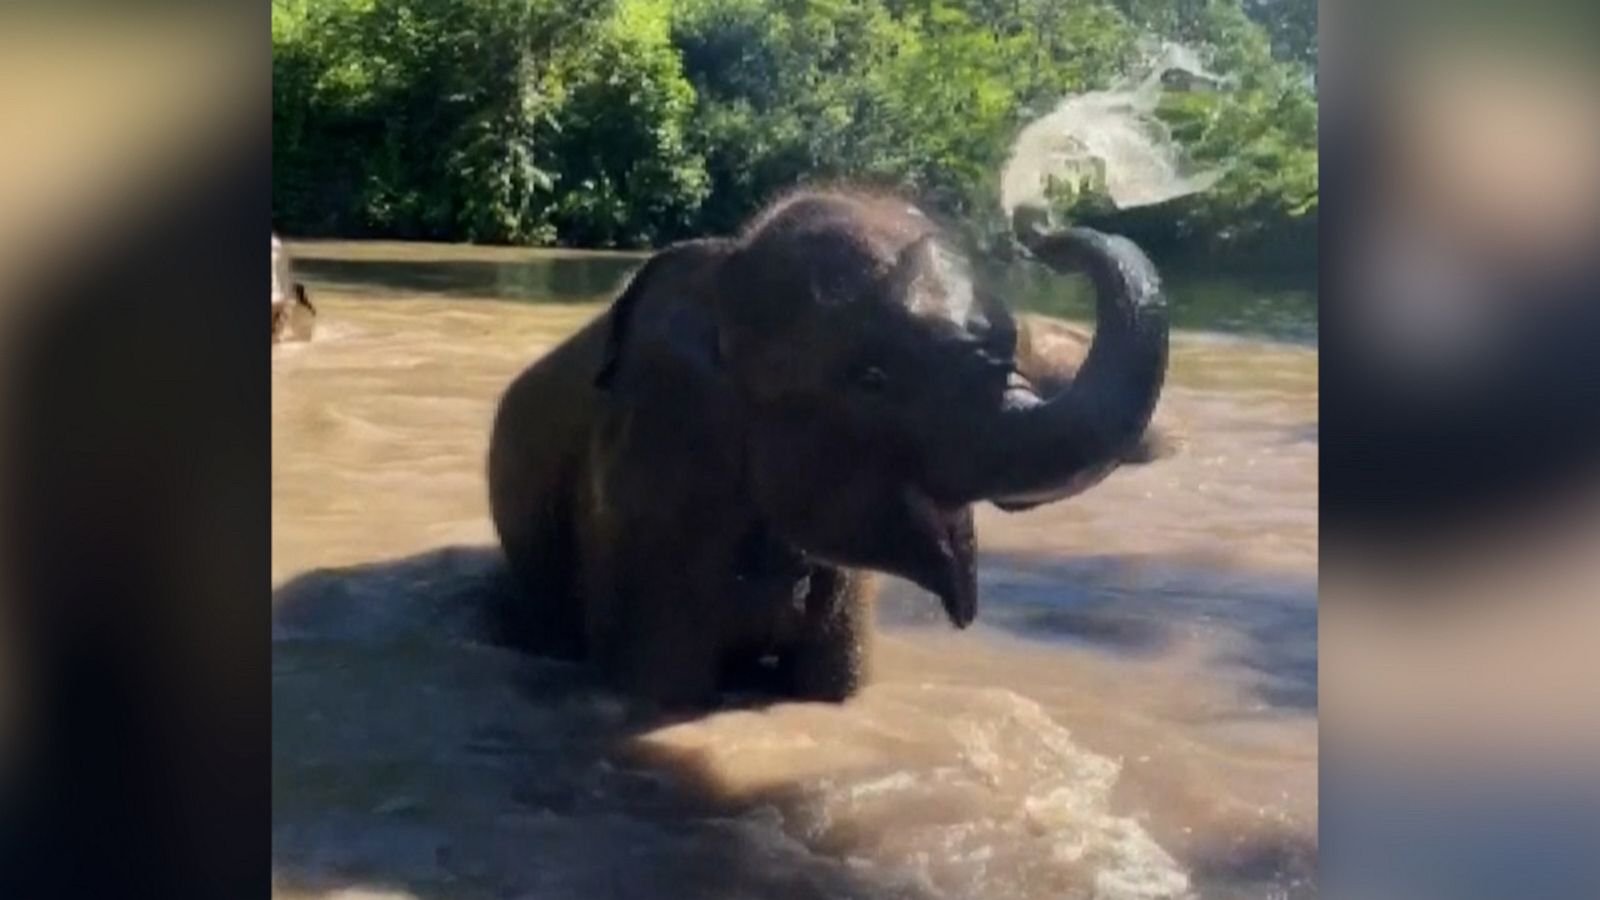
[[1015, 313, 1093, 390], [1014, 313, 1180, 462]]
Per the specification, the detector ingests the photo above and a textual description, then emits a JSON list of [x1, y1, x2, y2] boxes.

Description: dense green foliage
[[1091, 0, 1317, 265], [273, 0, 1316, 263]]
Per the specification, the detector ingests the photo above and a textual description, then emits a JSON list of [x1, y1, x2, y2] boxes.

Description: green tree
[[273, 0, 607, 242], [273, 0, 1317, 266], [547, 0, 710, 247]]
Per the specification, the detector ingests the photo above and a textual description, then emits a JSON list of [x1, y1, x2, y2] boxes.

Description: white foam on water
[[648, 684, 1192, 899], [1001, 41, 1226, 217]]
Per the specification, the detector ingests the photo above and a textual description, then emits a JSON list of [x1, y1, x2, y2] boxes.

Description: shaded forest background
[[272, 0, 1315, 267]]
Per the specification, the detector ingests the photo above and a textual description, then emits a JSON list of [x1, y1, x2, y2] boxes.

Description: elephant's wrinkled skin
[[272, 232, 316, 343], [488, 191, 1168, 706]]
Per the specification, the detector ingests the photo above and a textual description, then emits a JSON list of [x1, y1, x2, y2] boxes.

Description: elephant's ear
[[594, 239, 732, 398]]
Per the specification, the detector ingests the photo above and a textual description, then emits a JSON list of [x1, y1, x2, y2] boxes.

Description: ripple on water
[[636, 685, 1191, 899]]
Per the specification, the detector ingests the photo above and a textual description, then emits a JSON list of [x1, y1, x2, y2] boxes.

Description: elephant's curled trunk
[[973, 225, 1169, 509]]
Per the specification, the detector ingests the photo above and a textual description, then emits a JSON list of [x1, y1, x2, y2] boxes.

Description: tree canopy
[[273, 0, 1316, 265]]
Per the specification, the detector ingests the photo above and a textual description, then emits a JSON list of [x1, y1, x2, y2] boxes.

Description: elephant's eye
[[853, 364, 889, 392]]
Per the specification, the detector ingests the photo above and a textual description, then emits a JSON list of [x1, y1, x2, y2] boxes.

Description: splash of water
[[1001, 42, 1227, 217]]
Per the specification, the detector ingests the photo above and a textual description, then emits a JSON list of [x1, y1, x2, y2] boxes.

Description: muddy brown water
[[272, 241, 1317, 900]]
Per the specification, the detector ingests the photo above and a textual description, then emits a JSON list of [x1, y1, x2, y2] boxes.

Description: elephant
[[272, 232, 317, 343], [487, 190, 1168, 706]]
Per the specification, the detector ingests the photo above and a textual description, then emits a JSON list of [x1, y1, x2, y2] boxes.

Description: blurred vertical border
[[1322, 1, 1600, 898], [0, 3, 271, 896]]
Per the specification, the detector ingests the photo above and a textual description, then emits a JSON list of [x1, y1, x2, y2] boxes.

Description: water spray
[[1001, 40, 1229, 238]]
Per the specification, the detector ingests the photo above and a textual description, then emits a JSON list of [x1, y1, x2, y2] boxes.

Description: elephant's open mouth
[[940, 508, 978, 628], [917, 501, 978, 629]]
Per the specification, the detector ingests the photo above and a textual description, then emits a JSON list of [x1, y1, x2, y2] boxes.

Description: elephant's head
[[596, 192, 1167, 627]]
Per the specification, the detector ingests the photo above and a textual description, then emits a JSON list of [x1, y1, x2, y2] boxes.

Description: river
[[271, 240, 1318, 900]]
